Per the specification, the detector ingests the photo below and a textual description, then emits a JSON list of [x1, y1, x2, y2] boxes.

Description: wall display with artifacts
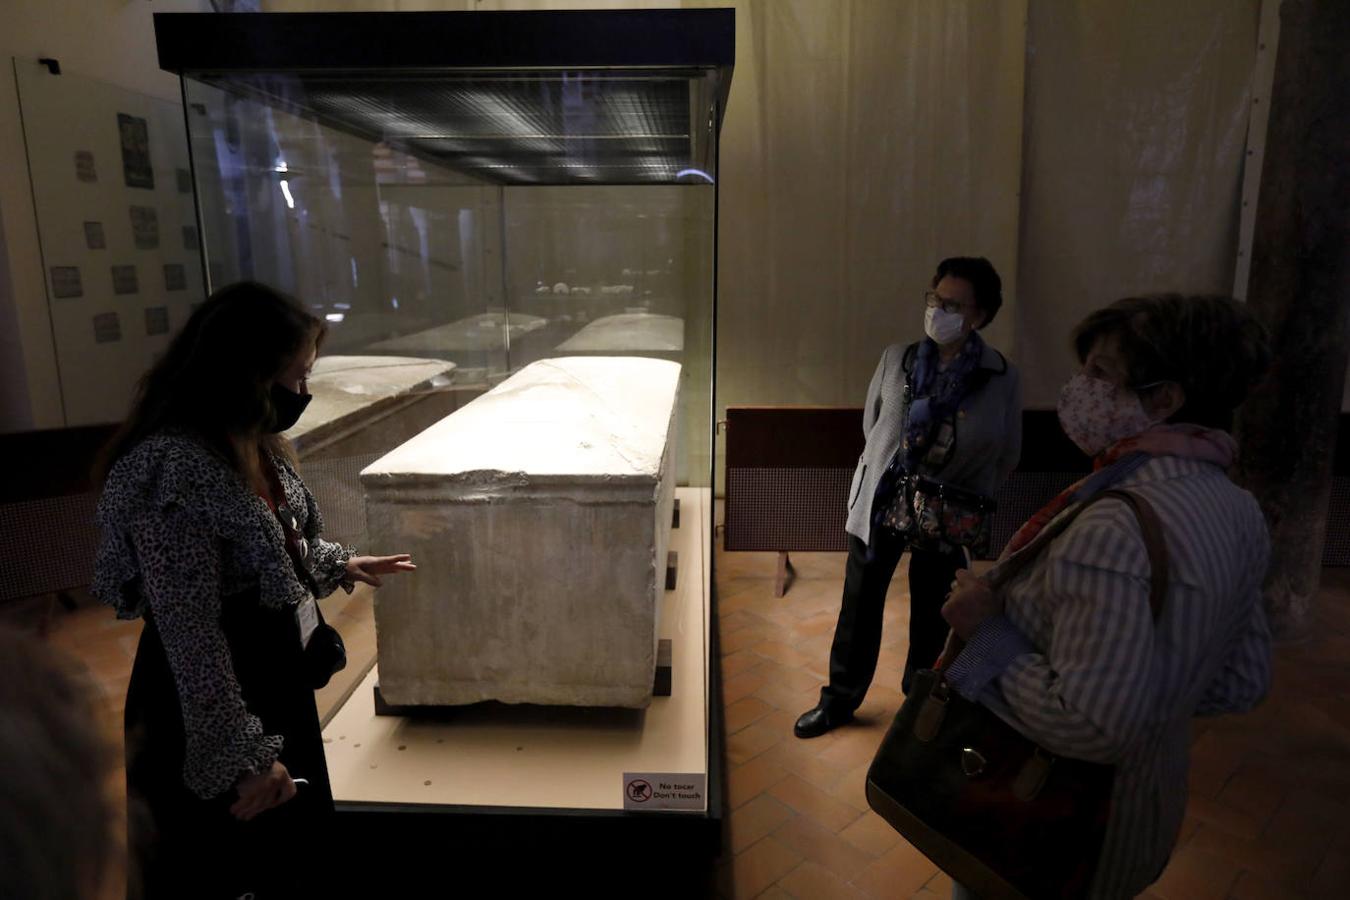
[[74, 151, 97, 183], [129, 205, 159, 249], [16, 63, 206, 426], [144, 306, 170, 336], [83, 221, 106, 250], [163, 264, 186, 291], [50, 266, 83, 300], [92, 312, 121, 344], [363, 356, 680, 710], [110, 265, 138, 295], [117, 113, 154, 190]]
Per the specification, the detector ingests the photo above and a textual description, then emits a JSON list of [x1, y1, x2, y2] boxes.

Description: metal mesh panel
[[988, 472, 1081, 559], [724, 466, 853, 552], [0, 494, 99, 600], [298, 453, 382, 551], [1324, 477, 1350, 566]]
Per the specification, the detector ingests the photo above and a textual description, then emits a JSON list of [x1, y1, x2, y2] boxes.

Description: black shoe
[[793, 704, 853, 739]]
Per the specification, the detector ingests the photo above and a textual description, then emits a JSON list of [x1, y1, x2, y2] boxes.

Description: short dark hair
[[1072, 294, 1271, 430], [932, 257, 1003, 329]]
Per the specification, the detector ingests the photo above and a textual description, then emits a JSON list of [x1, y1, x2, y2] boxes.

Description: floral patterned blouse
[[93, 431, 353, 798]]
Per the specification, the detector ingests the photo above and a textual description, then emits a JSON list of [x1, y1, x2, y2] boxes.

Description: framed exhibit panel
[[154, 8, 733, 882], [14, 64, 207, 426]]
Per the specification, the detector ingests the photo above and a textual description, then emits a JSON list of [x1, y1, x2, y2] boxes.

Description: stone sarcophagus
[[285, 355, 457, 456], [361, 357, 680, 709]]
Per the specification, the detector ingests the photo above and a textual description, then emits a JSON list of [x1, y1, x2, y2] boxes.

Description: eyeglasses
[[923, 291, 966, 316]]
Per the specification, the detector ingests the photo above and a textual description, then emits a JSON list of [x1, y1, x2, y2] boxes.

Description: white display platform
[[322, 487, 711, 812]]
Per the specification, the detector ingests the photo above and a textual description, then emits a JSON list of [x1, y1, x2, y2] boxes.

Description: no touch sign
[[622, 772, 707, 811]]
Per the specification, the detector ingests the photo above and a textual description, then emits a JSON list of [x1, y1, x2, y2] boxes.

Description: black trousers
[[125, 594, 334, 900], [819, 530, 968, 710]]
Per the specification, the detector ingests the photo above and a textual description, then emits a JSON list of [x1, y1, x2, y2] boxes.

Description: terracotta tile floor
[[710, 547, 1350, 900], [18, 546, 1350, 899]]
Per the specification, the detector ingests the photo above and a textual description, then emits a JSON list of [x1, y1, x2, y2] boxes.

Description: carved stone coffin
[[285, 355, 457, 456], [554, 312, 685, 355], [361, 357, 680, 708]]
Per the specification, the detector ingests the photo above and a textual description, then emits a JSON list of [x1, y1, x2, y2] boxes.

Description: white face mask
[[1056, 373, 1160, 457], [924, 306, 967, 345]]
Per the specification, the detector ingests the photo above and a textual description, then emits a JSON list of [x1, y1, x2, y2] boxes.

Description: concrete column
[[1236, 0, 1350, 638]]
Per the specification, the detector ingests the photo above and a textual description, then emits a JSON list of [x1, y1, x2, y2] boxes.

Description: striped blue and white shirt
[[947, 456, 1272, 899]]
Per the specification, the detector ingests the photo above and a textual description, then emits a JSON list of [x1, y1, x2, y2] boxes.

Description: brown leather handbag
[[865, 490, 1169, 900]]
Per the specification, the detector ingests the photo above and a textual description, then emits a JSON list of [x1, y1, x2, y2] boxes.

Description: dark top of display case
[[153, 10, 733, 186], [154, 10, 733, 74]]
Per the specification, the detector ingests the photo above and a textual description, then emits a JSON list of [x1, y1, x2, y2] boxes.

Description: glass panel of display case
[[156, 8, 733, 822], [182, 79, 508, 383], [178, 64, 720, 486]]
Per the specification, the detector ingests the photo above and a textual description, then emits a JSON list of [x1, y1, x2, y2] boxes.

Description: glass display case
[[154, 9, 733, 878], [160, 9, 728, 488]]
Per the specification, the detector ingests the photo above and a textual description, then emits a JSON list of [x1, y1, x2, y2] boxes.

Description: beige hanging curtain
[[709, 0, 1027, 412], [1015, 0, 1260, 406]]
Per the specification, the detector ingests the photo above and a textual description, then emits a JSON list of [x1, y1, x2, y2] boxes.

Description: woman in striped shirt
[[941, 295, 1273, 899]]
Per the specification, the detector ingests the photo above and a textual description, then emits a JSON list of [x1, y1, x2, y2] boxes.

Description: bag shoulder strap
[[1096, 489, 1169, 620], [991, 488, 1170, 621], [901, 341, 921, 376]]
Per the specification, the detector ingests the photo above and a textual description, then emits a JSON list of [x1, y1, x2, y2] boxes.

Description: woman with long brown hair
[[94, 281, 414, 898]]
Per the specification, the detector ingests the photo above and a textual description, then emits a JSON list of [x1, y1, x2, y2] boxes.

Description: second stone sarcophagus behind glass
[[361, 356, 680, 709]]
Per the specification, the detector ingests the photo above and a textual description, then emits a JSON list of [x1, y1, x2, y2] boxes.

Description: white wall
[[0, 0, 210, 432]]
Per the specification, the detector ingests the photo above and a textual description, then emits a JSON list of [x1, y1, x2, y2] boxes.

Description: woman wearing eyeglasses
[[940, 295, 1272, 898], [796, 257, 1022, 738], [93, 282, 415, 898]]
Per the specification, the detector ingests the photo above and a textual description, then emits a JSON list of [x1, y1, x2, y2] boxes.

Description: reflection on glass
[[181, 70, 717, 485]]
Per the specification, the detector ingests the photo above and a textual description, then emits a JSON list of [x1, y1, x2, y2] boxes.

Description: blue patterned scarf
[[868, 332, 987, 544]]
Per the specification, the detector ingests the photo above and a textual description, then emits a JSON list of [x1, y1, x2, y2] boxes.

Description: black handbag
[[300, 604, 347, 691], [882, 342, 1001, 553], [865, 489, 1169, 900], [264, 461, 348, 691]]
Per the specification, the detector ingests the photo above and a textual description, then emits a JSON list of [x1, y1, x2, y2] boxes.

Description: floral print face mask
[[1056, 373, 1159, 457]]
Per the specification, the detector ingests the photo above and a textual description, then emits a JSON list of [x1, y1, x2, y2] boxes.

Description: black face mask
[[268, 383, 312, 433]]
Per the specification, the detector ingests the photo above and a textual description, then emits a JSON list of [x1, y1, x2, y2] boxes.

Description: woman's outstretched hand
[[343, 554, 416, 588]]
